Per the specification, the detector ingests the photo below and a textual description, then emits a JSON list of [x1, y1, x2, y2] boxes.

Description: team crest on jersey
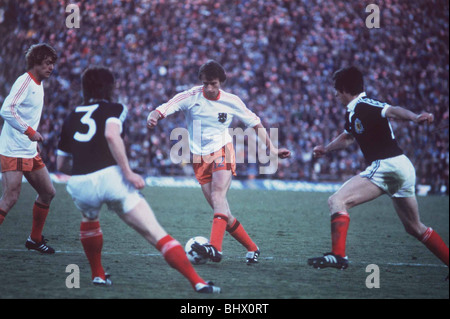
[[218, 113, 227, 123], [354, 118, 364, 134]]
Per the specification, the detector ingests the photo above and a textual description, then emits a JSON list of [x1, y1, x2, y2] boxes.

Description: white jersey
[[0, 72, 44, 158], [156, 86, 261, 155]]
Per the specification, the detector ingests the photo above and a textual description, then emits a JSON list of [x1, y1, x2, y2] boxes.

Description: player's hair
[[81, 66, 115, 104], [25, 43, 57, 70], [332, 66, 364, 95], [198, 60, 227, 83]]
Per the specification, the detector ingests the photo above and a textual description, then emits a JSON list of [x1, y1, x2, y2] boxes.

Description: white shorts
[[360, 154, 416, 198], [67, 165, 143, 219]]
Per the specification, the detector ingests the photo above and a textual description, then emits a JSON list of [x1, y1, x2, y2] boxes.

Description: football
[[185, 236, 209, 265]]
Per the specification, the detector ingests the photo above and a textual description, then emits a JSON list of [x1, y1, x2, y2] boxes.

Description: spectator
[[0, 0, 448, 194]]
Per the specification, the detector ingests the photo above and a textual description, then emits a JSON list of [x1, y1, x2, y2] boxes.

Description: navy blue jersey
[[344, 94, 403, 164], [58, 101, 127, 175]]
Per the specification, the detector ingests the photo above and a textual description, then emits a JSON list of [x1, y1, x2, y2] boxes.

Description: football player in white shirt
[[147, 60, 291, 264], [0, 43, 57, 254]]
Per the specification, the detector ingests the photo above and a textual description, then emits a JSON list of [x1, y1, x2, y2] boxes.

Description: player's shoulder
[[357, 95, 388, 109], [97, 101, 128, 119], [187, 85, 204, 96], [220, 89, 246, 106], [9, 72, 31, 89], [170, 86, 203, 102]]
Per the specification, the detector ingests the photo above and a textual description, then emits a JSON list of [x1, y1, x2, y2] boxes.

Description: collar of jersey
[[346, 92, 366, 112], [202, 89, 221, 101], [27, 71, 41, 85]]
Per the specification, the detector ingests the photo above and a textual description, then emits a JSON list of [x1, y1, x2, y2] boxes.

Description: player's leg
[[211, 169, 260, 262], [0, 170, 23, 225], [118, 198, 167, 245], [328, 175, 384, 256], [119, 199, 220, 293], [392, 196, 449, 267], [308, 175, 384, 269], [23, 165, 56, 244], [79, 215, 108, 284], [208, 169, 232, 254]]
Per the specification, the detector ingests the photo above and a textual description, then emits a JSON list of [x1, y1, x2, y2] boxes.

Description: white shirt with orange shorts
[[0, 72, 44, 158], [155, 86, 261, 184]]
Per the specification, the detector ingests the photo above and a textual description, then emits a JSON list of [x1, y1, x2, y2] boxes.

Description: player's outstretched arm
[[252, 123, 291, 158], [385, 106, 434, 124], [313, 132, 355, 159]]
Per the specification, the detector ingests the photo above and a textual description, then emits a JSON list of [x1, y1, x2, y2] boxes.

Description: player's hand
[[415, 112, 434, 125], [125, 171, 146, 190], [29, 131, 44, 142], [313, 145, 326, 158], [277, 148, 291, 159], [147, 111, 160, 129]]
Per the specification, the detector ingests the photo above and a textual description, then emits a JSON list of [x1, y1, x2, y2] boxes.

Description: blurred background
[[0, 0, 448, 194]]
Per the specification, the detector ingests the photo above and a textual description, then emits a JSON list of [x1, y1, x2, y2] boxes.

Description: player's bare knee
[[328, 194, 344, 211], [2, 191, 20, 210], [39, 186, 56, 204]]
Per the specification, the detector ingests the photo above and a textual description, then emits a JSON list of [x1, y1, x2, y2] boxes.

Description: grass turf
[[0, 182, 448, 300]]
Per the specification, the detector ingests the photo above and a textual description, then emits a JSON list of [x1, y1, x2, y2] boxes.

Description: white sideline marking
[[0, 248, 446, 268]]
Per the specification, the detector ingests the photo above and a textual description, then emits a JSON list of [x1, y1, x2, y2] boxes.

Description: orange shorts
[[192, 143, 236, 185], [0, 154, 46, 173]]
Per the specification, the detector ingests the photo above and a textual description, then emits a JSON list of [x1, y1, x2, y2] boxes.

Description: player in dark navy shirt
[[56, 66, 220, 292], [308, 66, 448, 273], [57, 100, 127, 175]]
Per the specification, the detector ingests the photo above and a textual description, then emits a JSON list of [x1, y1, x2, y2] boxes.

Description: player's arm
[[147, 89, 194, 128], [146, 110, 163, 128], [56, 151, 73, 175], [105, 121, 145, 189], [252, 123, 291, 158], [384, 105, 434, 124], [313, 132, 355, 158]]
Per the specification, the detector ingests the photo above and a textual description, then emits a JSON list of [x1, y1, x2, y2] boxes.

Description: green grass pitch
[[0, 182, 448, 299]]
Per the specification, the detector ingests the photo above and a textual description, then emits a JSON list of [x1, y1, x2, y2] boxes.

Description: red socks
[[420, 227, 449, 267], [209, 213, 228, 252], [80, 226, 207, 288], [227, 219, 258, 252], [331, 211, 350, 257], [329, 212, 449, 267], [30, 201, 50, 242], [156, 235, 206, 288], [80, 221, 105, 280], [210, 213, 258, 253]]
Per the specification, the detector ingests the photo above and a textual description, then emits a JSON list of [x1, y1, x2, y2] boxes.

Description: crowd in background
[[0, 0, 448, 194]]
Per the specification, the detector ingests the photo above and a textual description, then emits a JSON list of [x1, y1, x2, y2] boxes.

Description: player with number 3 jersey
[[57, 66, 220, 292]]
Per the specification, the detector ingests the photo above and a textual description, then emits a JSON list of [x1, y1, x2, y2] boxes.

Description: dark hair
[[198, 60, 227, 83], [25, 43, 57, 70], [332, 66, 364, 95], [81, 66, 115, 104]]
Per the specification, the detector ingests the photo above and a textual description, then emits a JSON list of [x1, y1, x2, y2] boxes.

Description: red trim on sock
[[227, 219, 258, 252], [157, 235, 206, 289], [420, 227, 449, 267]]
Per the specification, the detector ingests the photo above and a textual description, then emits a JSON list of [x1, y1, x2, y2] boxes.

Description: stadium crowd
[[0, 0, 448, 194]]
